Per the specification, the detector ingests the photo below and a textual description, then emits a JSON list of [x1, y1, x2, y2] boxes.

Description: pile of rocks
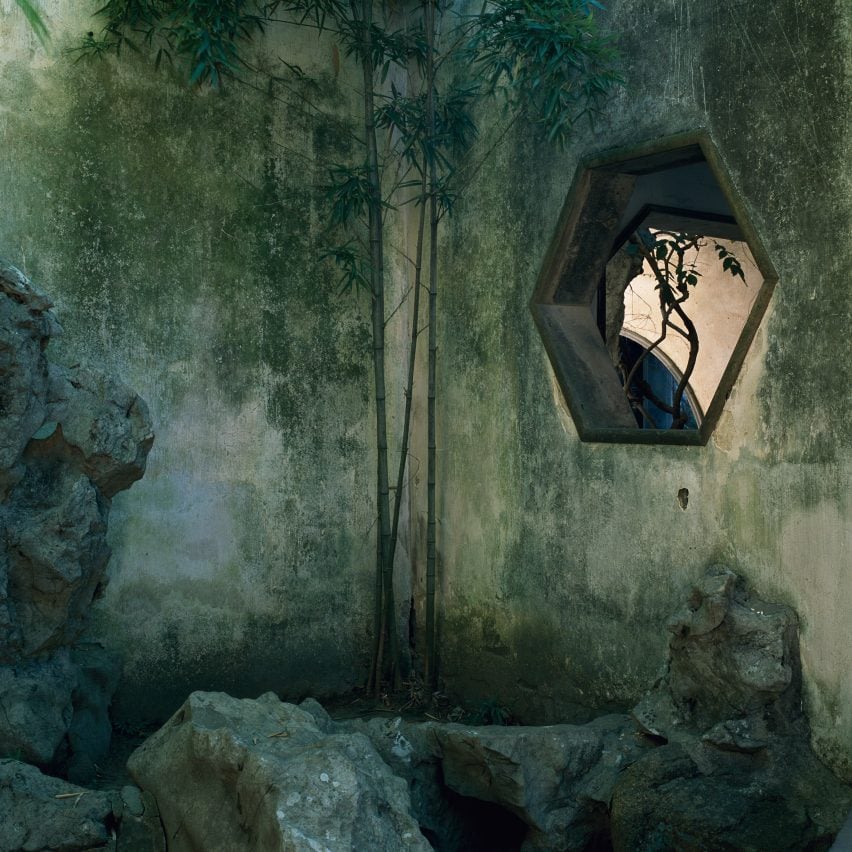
[[123, 568, 851, 851], [0, 261, 153, 782]]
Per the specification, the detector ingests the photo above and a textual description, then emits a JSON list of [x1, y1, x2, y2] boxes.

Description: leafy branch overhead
[[73, 0, 424, 87], [72, 0, 268, 85], [74, 0, 622, 146], [376, 85, 478, 176], [467, 0, 622, 144]]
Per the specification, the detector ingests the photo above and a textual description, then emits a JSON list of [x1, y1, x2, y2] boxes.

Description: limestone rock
[[120, 785, 145, 817], [436, 721, 602, 842], [339, 715, 462, 849], [0, 758, 117, 851], [3, 464, 110, 659], [633, 565, 802, 740], [0, 261, 153, 503], [0, 652, 77, 765], [0, 647, 121, 774], [609, 742, 843, 852], [0, 262, 152, 780], [298, 696, 335, 733], [128, 691, 431, 852], [347, 712, 642, 851], [349, 568, 851, 851], [701, 717, 768, 753], [0, 263, 59, 500], [0, 262, 54, 314], [0, 266, 153, 662], [0, 534, 20, 655], [0, 646, 121, 781], [624, 567, 852, 850], [37, 363, 154, 498], [117, 786, 166, 852]]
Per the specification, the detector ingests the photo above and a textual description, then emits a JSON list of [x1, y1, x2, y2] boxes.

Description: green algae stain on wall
[[433, 0, 852, 780], [0, 19, 377, 724], [1, 0, 849, 778]]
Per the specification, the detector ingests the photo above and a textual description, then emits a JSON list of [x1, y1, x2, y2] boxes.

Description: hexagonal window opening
[[532, 135, 777, 445]]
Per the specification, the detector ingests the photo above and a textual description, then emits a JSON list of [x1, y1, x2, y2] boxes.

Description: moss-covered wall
[[1, 0, 849, 781], [0, 1, 403, 724], [434, 0, 852, 780]]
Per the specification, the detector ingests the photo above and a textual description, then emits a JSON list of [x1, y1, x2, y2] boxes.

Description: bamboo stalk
[[353, 0, 398, 691], [424, 0, 439, 689], [388, 167, 428, 665]]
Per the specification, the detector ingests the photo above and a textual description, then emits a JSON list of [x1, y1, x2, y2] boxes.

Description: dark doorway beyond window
[[618, 335, 700, 430]]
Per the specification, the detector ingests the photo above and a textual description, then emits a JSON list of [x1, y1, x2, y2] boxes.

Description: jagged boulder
[[38, 363, 153, 498], [0, 263, 58, 501], [633, 565, 804, 745], [0, 260, 153, 663], [116, 784, 167, 852], [609, 741, 847, 852], [3, 464, 110, 660], [0, 646, 122, 772], [613, 566, 852, 851], [0, 532, 18, 655], [340, 715, 449, 841], [127, 576, 851, 852], [128, 691, 432, 852], [349, 712, 641, 851], [0, 260, 153, 780], [0, 758, 118, 851], [0, 652, 77, 765], [435, 715, 638, 850], [346, 568, 851, 851]]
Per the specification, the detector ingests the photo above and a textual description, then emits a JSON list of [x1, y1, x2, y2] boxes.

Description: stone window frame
[[530, 132, 778, 446]]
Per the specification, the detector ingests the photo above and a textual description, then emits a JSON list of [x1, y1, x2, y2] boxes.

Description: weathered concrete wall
[[0, 1, 402, 723], [433, 0, 852, 780], [1, 0, 849, 783]]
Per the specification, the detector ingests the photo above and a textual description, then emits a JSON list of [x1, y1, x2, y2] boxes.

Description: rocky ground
[[2, 566, 851, 851], [1, 263, 850, 850]]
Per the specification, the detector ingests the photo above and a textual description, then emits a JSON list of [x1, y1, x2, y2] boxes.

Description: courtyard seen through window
[[598, 206, 759, 431], [531, 137, 777, 445]]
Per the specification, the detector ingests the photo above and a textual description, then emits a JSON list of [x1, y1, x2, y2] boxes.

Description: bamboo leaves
[[468, 0, 622, 145], [335, 18, 426, 81], [324, 164, 374, 228], [14, 0, 50, 45], [319, 242, 370, 294], [72, 0, 267, 86], [76, 0, 624, 694], [375, 84, 477, 183], [320, 166, 374, 296], [265, 0, 347, 33]]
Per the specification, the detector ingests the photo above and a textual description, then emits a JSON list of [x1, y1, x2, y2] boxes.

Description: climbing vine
[[621, 230, 745, 429]]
